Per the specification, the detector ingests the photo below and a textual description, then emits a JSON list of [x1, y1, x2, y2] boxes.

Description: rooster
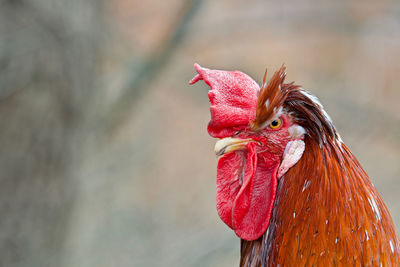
[[190, 63, 400, 266]]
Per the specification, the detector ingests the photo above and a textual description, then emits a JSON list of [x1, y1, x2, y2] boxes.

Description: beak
[[214, 137, 255, 156]]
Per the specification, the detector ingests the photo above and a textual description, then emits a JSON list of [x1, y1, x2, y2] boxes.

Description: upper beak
[[214, 137, 255, 156]]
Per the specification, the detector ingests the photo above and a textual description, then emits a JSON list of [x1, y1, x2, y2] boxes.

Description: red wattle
[[216, 144, 279, 241], [216, 150, 247, 229]]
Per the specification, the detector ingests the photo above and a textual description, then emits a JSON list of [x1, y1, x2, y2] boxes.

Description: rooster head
[[190, 64, 309, 240]]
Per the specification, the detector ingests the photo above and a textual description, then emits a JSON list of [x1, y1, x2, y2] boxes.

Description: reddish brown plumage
[[241, 139, 400, 266], [190, 64, 400, 266], [240, 70, 400, 266]]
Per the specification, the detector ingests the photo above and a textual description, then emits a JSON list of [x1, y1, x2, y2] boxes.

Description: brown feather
[[252, 65, 291, 130], [240, 80, 400, 266], [241, 140, 400, 266]]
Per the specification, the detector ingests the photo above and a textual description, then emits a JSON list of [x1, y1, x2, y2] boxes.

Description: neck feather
[[240, 138, 400, 266]]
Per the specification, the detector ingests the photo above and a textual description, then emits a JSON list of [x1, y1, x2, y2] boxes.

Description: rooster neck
[[240, 139, 400, 266]]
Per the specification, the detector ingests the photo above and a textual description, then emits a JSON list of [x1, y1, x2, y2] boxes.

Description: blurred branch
[[0, 0, 67, 102], [0, 1, 104, 266], [106, 0, 202, 130]]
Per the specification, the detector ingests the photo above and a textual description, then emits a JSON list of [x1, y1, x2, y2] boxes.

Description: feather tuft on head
[[252, 65, 290, 130]]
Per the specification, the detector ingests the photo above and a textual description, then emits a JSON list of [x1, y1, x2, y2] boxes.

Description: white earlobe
[[288, 125, 306, 139], [277, 139, 305, 179]]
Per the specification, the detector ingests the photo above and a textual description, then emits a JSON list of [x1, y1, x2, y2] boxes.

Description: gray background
[[0, 0, 399, 266]]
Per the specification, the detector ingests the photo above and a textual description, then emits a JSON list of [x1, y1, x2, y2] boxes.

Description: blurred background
[[1, 0, 399, 266]]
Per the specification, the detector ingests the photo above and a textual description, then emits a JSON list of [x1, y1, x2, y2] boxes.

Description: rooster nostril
[[234, 130, 243, 136]]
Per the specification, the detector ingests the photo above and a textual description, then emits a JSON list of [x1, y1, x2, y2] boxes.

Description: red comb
[[190, 63, 260, 138]]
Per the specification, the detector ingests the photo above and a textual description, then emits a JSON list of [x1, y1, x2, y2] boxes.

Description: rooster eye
[[269, 118, 282, 130]]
